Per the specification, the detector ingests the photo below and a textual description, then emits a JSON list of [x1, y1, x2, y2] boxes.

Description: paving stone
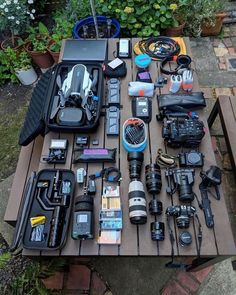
[[42, 272, 64, 290], [218, 137, 228, 153], [176, 272, 199, 292], [232, 87, 236, 95], [197, 71, 236, 87], [200, 87, 213, 98], [214, 47, 229, 57], [228, 47, 236, 55], [217, 41, 226, 48], [66, 265, 91, 290], [191, 266, 213, 283], [72, 257, 91, 265], [223, 153, 233, 170], [219, 62, 227, 70], [215, 88, 232, 97], [211, 136, 218, 152], [223, 38, 233, 47], [219, 57, 226, 64], [212, 38, 222, 47], [230, 26, 236, 37], [161, 281, 189, 295], [91, 272, 107, 295], [104, 291, 113, 295], [231, 36, 236, 49]]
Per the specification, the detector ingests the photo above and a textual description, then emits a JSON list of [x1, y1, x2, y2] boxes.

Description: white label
[[78, 214, 88, 223]]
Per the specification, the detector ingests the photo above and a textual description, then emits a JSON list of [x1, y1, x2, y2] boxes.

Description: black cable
[[138, 37, 180, 60], [102, 167, 121, 183]]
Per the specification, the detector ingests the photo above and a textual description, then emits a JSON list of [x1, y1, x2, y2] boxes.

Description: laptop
[[62, 39, 108, 62]]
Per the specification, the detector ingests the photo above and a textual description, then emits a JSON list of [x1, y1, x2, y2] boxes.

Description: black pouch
[[103, 60, 127, 78], [73, 148, 116, 163], [136, 70, 152, 83], [157, 92, 206, 112]]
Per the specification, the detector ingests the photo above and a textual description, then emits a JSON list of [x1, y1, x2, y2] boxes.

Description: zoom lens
[[128, 180, 147, 224], [151, 222, 165, 241], [145, 163, 162, 194], [179, 177, 194, 202], [128, 152, 144, 180]]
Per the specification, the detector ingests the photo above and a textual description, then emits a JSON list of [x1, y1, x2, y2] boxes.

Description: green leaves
[[96, 0, 176, 37]]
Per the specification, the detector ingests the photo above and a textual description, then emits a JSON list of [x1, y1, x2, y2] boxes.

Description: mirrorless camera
[[166, 205, 196, 228], [178, 151, 204, 168], [162, 116, 205, 148]]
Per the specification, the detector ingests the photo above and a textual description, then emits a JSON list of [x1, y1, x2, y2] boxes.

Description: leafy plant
[[167, 0, 189, 27], [184, 0, 224, 37], [0, 0, 36, 48], [5, 48, 32, 71], [27, 22, 50, 52], [0, 50, 18, 84], [0, 252, 11, 268], [96, 0, 177, 37], [2, 257, 68, 295]]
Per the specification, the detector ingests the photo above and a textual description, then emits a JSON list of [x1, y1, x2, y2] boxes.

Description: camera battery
[[108, 78, 120, 106], [106, 106, 119, 135], [132, 97, 152, 123]]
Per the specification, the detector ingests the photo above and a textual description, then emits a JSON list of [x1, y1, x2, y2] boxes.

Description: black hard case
[[22, 169, 75, 250], [19, 61, 104, 146]]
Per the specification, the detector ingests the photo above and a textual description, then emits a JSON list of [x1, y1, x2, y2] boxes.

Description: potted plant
[[0, 0, 36, 50], [184, 0, 225, 37], [4, 48, 38, 85], [165, 1, 188, 37], [48, 17, 73, 63], [25, 22, 54, 69]]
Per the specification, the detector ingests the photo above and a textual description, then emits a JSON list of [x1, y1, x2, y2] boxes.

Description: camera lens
[[179, 178, 194, 203], [150, 222, 165, 241], [149, 199, 163, 215], [128, 180, 147, 224], [128, 152, 144, 180], [145, 163, 162, 194], [176, 215, 190, 228]]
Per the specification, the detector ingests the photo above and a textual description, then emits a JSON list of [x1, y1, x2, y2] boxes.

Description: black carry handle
[[201, 190, 214, 228]]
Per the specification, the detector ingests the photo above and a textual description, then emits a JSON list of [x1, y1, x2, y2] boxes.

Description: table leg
[[208, 99, 219, 128]]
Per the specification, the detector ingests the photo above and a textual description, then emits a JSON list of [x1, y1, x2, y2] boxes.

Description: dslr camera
[[178, 151, 204, 168], [166, 205, 196, 228], [162, 115, 205, 148], [166, 168, 195, 202]]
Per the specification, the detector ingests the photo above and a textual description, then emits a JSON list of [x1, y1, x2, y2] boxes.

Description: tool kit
[[19, 61, 104, 146], [11, 169, 75, 251]]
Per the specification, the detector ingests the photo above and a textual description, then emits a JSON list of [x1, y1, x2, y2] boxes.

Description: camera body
[[166, 168, 195, 202], [166, 205, 196, 228], [162, 116, 205, 148], [179, 151, 204, 168]]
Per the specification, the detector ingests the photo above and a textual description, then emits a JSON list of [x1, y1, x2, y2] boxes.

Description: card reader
[[132, 97, 152, 123]]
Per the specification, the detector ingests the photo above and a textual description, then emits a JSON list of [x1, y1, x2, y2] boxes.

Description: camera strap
[[165, 216, 188, 270], [195, 213, 202, 258]]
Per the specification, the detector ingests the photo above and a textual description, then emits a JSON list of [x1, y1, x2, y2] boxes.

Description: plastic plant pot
[[15, 67, 38, 85], [73, 16, 120, 39]]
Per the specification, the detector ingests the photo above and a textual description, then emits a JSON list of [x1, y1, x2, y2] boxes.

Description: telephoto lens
[[127, 152, 144, 180], [128, 180, 147, 224], [145, 163, 162, 194], [72, 195, 94, 240], [150, 222, 165, 241]]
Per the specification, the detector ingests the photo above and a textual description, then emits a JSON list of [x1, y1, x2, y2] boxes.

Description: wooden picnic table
[[4, 38, 236, 271]]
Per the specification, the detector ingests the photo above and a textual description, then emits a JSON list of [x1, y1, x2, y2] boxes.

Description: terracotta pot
[[1, 36, 23, 51], [48, 40, 60, 63], [25, 42, 54, 69], [201, 13, 226, 36], [165, 23, 185, 37]]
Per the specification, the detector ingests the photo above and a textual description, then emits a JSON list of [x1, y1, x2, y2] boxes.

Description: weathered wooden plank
[[99, 38, 120, 256], [119, 38, 139, 256]]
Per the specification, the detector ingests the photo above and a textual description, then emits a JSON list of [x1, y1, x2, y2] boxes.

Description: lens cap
[[179, 231, 192, 247], [187, 152, 201, 164]]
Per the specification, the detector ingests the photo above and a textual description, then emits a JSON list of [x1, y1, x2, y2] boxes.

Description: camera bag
[[19, 61, 104, 146]]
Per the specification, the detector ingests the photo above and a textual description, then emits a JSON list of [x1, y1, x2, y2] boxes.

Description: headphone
[[160, 54, 192, 75]]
